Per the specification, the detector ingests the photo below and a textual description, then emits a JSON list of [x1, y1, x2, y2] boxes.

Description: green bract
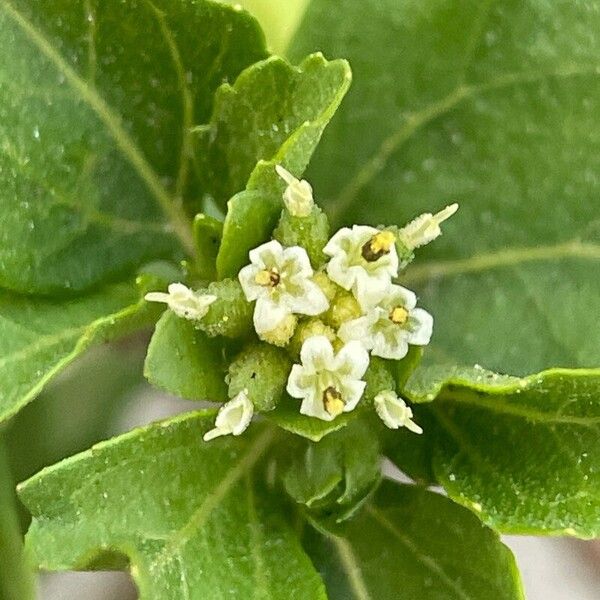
[[3, 1, 600, 598]]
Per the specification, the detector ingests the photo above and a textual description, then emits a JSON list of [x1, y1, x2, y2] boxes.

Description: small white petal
[[203, 390, 254, 442], [145, 284, 216, 321], [374, 390, 422, 433], [287, 336, 369, 421], [407, 307, 434, 345], [388, 285, 417, 310], [254, 297, 289, 334], [338, 315, 374, 349], [240, 242, 329, 339], [399, 203, 459, 250], [275, 165, 314, 217], [372, 329, 409, 360]]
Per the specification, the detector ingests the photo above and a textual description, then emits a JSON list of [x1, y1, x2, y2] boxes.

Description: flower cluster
[[146, 165, 457, 441]]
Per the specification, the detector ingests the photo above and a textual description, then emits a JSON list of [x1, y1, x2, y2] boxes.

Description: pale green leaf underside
[[291, 0, 600, 376], [308, 480, 524, 600], [0, 280, 157, 423], [19, 412, 327, 600], [402, 367, 600, 537], [0, 0, 267, 293]]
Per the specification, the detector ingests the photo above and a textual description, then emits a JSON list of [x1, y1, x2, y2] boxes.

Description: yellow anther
[[361, 230, 396, 262], [323, 386, 345, 417], [389, 306, 409, 325], [254, 269, 280, 287]]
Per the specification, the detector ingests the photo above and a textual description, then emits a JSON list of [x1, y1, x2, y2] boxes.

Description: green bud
[[273, 206, 330, 268], [259, 314, 297, 347], [313, 271, 338, 302], [193, 213, 223, 280], [363, 357, 395, 405], [196, 278, 253, 339], [324, 289, 362, 329], [288, 318, 336, 358], [384, 225, 415, 270], [228, 343, 292, 412]]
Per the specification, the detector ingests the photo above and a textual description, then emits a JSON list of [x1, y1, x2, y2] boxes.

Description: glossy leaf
[[291, 0, 600, 375], [19, 412, 327, 600], [211, 53, 351, 278], [306, 480, 524, 600], [0, 439, 34, 600], [0, 280, 158, 424], [144, 310, 228, 402], [405, 368, 600, 537], [0, 0, 267, 293]]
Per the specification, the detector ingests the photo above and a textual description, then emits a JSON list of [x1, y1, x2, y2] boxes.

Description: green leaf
[[268, 396, 355, 442], [144, 311, 228, 402], [403, 367, 600, 537], [283, 419, 381, 524], [18, 412, 327, 600], [305, 480, 524, 600], [291, 0, 600, 375], [0, 0, 267, 293], [0, 438, 35, 600], [7, 343, 146, 511], [210, 53, 351, 278], [0, 280, 158, 424]]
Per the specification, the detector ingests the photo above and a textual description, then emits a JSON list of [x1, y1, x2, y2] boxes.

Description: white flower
[[338, 284, 433, 360], [203, 390, 254, 442], [238, 240, 329, 335], [323, 225, 398, 309], [374, 390, 422, 433], [275, 165, 314, 217], [398, 203, 459, 250], [145, 283, 216, 321], [286, 336, 369, 421]]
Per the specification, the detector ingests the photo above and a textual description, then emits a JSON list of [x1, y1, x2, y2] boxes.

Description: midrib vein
[[331, 536, 372, 600], [1, 0, 195, 254], [334, 63, 600, 218], [402, 240, 600, 283], [366, 506, 473, 600], [151, 428, 275, 568]]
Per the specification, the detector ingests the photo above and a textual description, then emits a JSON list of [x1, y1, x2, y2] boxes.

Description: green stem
[[0, 437, 35, 600]]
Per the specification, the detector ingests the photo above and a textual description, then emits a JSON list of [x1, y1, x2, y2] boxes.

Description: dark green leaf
[[144, 311, 227, 402], [291, 0, 600, 375], [211, 53, 351, 278], [407, 367, 600, 537], [0, 0, 267, 293], [283, 419, 381, 524], [19, 413, 327, 599], [0, 438, 34, 600], [0, 280, 157, 424], [306, 480, 524, 600]]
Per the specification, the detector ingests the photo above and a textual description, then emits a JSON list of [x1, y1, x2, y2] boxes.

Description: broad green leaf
[[283, 419, 381, 524], [0, 280, 158, 424], [0, 0, 267, 293], [305, 480, 524, 600], [7, 343, 146, 526], [144, 311, 228, 402], [19, 412, 327, 600], [0, 438, 35, 600], [291, 0, 600, 375], [209, 53, 351, 278], [399, 367, 600, 537]]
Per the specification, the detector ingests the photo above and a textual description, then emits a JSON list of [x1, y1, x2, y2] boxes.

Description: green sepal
[[386, 225, 415, 269], [273, 205, 330, 267], [228, 343, 292, 412], [192, 214, 223, 280], [363, 357, 395, 405], [196, 279, 254, 339], [144, 311, 228, 402]]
